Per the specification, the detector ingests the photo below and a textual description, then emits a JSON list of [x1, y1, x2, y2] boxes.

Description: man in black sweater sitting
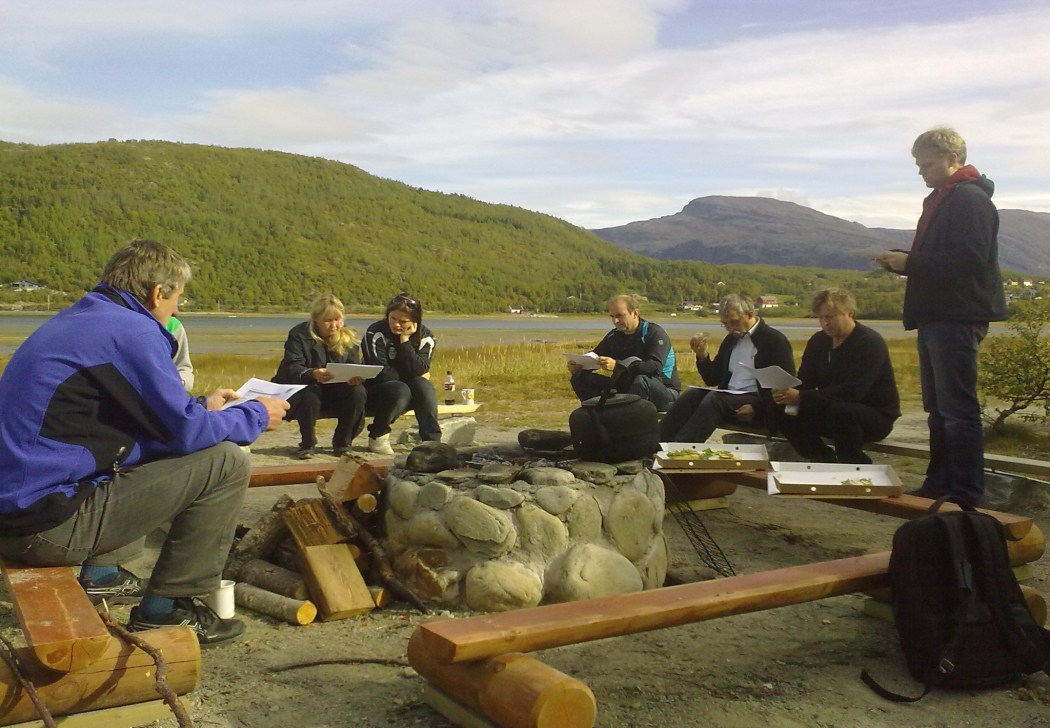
[[773, 288, 900, 464]]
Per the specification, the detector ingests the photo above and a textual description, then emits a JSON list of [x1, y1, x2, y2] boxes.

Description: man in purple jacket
[[0, 239, 288, 646]]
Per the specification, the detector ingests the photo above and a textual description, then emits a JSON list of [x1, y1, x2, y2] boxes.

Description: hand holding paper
[[564, 353, 600, 370], [221, 378, 305, 410], [742, 364, 802, 389]]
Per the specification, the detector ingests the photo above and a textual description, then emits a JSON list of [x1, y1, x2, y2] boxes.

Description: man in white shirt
[[660, 294, 794, 443]]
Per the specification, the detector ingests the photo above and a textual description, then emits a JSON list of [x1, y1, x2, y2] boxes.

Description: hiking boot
[[293, 446, 315, 460], [128, 597, 245, 648], [368, 434, 394, 455], [79, 567, 147, 605]]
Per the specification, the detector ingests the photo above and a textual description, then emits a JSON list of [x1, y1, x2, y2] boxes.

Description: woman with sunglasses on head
[[273, 294, 367, 459], [361, 293, 441, 454]]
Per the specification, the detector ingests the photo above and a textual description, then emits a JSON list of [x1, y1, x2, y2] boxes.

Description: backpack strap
[[860, 669, 931, 703]]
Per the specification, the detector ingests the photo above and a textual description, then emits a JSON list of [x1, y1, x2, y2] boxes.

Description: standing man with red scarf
[[877, 127, 1007, 506]]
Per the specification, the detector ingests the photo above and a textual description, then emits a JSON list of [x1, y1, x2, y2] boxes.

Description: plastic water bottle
[[444, 370, 456, 405]]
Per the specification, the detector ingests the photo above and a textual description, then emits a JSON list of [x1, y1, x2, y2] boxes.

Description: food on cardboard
[[665, 447, 736, 460]]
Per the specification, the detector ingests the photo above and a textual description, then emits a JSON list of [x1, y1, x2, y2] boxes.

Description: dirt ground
[[4, 411, 1050, 728]]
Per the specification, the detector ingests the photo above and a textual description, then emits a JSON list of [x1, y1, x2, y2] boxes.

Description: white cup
[[206, 579, 236, 619], [461, 388, 475, 405]]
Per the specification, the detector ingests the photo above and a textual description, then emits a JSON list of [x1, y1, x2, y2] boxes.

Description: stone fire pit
[[383, 441, 668, 612]]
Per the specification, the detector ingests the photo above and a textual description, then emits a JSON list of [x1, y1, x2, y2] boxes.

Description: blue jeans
[[366, 376, 442, 441], [917, 321, 988, 504]]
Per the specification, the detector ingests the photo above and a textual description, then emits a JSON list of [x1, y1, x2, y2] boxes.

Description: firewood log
[[238, 559, 309, 600], [234, 582, 317, 625]]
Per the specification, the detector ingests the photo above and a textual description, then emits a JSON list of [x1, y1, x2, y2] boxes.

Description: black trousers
[[776, 400, 894, 464], [285, 381, 367, 449]]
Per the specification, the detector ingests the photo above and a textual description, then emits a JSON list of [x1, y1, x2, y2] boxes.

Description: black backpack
[[862, 496, 1050, 702]]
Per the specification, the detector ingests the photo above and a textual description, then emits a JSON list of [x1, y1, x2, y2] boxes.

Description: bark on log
[[234, 583, 317, 625], [271, 537, 303, 573], [408, 632, 596, 728], [238, 559, 309, 600], [224, 493, 294, 579], [0, 627, 199, 726]]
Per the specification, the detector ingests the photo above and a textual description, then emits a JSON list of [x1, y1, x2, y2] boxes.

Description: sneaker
[[368, 434, 394, 455], [128, 597, 245, 648], [79, 567, 147, 605], [293, 446, 315, 460], [332, 445, 351, 457]]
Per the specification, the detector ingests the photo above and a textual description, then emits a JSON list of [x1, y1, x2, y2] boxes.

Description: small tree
[[979, 299, 1050, 431]]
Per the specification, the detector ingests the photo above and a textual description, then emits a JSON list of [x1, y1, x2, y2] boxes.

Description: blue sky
[[2, 1, 1048, 230]]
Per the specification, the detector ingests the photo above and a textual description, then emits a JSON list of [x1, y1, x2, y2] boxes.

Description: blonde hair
[[811, 288, 856, 316], [309, 294, 357, 356], [912, 126, 967, 163], [101, 239, 192, 305]]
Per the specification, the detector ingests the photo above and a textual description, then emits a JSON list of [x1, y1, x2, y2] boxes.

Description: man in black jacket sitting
[[567, 294, 680, 411], [773, 288, 900, 464], [660, 293, 794, 443]]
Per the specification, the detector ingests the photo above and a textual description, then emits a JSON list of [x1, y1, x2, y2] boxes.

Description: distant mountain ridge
[[592, 196, 1050, 276]]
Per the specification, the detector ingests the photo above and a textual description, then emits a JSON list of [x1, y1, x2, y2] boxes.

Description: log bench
[[407, 471, 1046, 727], [0, 560, 201, 726]]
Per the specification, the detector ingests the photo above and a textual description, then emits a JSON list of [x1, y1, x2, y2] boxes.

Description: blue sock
[[140, 595, 176, 620], [80, 565, 119, 585]]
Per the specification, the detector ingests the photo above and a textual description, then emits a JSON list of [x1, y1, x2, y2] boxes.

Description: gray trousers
[[0, 442, 250, 598], [659, 388, 761, 443]]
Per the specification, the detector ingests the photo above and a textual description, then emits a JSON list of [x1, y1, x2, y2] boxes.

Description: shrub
[[979, 299, 1050, 431]]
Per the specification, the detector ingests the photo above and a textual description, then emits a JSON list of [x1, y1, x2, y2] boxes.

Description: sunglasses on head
[[390, 293, 419, 308]]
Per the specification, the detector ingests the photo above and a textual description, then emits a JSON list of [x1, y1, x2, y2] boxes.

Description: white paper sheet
[[564, 353, 600, 370], [323, 362, 383, 382], [741, 364, 802, 389], [221, 378, 305, 409]]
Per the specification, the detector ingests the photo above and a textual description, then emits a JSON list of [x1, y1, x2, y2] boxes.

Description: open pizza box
[[767, 461, 903, 498], [653, 442, 769, 472]]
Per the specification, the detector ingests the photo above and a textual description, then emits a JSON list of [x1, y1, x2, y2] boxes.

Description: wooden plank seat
[[0, 560, 113, 673]]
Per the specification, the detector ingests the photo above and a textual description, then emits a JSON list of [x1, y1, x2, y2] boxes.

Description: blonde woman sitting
[[273, 294, 367, 459]]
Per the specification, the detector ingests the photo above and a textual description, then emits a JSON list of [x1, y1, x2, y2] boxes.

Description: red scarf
[[910, 164, 981, 251]]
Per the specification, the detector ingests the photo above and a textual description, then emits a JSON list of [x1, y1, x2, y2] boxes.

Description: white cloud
[[0, 2, 1048, 229]]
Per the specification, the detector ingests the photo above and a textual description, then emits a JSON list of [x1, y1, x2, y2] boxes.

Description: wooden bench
[[0, 560, 201, 726], [715, 423, 1050, 480], [403, 402, 481, 419]]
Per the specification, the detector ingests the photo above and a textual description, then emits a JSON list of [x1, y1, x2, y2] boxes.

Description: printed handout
[[564, 353, 600, 370], [323, 362, 383, 383], [221, 378, 305, 410], [741, 364, 802, 389]]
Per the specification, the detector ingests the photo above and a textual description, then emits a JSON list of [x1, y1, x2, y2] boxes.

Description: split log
[[283, 498, 347, 547], [282, 498, 374, 620], [234, 582, 317, 625], [317, 481, 427, 613], [300, 545, 375, 619], [408, 632, 596, 728], [224, 493, 295, 580], [0, 627, 199, 726], [238, 559, 309, 600], [1, 563, 112, 673], [419, 552, 892, 664]]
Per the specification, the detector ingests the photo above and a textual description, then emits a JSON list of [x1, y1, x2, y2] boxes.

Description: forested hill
[[1, 140, 900, 314]]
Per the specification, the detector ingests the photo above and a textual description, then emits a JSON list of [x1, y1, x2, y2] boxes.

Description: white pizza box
[[653, 442, 769, 472], [767, 461, 903, 498]]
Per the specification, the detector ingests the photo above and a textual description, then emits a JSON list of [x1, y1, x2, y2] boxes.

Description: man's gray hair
[[101, 239, 192, 305], [719, 293, 755, 317]]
